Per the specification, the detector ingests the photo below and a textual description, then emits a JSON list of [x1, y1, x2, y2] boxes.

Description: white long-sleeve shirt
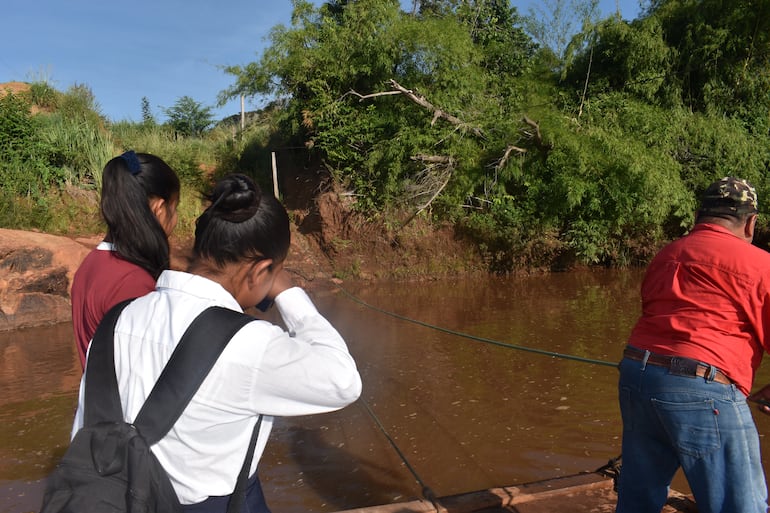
[[72, 270, 362, 504]]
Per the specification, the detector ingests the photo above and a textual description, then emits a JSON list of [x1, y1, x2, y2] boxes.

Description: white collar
[[156, 270, 244, 313], [97, 241, 114, 251]]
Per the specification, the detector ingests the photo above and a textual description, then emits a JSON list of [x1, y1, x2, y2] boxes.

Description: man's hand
[[748, 384, 770, 415]]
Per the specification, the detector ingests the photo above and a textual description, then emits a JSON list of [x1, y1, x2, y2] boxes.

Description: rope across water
[[336, 285, 619, 368], [326, 282, 622, 505]]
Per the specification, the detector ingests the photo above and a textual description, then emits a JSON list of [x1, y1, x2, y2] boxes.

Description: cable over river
[[2, 269, 770, 512]]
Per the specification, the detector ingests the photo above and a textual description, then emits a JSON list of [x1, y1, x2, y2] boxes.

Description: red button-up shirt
[[628, 223, 770, 395]]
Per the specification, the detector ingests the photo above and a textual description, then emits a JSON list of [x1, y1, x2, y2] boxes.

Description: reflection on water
[[0, 323, 80, 513], [2, 269, 770, 513]]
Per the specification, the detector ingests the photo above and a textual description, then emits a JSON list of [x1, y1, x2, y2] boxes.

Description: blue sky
[[1, 0, 642, 123]]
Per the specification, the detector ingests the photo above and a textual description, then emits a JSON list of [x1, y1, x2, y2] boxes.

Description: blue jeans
[[617, 355, 767, 513]]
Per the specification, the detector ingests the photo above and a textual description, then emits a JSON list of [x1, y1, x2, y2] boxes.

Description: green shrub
[[0, 92, 55, 194], [28, 81, 59, 109], [38, 113, 115, 188]]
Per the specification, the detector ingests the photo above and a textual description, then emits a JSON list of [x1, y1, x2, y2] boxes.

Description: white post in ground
[[271, 151, 279, 198], [240, 95, 245, 131]]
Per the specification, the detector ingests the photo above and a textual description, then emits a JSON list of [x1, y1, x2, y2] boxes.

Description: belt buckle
[[669, 356, 698, 377]]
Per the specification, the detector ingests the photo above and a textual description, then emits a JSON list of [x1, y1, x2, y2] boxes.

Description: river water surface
[[3, 269, 770, 512]]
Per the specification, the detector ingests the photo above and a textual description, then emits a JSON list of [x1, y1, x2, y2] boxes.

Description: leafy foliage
[[164, 95, 215, 136], [564, 0, 770, 130], [0, 92, 54, 195], [28, 80, 59, 109], [564, 16, 674, 104], [211, 0, 770, 269], [221, 0, 534, 214], [4, 0, 770, 271]]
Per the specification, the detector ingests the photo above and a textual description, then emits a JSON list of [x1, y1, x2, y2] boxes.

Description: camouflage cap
[[699, 176, 759, 216]]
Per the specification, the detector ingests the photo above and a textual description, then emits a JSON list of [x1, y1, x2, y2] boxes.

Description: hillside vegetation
[[3, 0, 770, 275]]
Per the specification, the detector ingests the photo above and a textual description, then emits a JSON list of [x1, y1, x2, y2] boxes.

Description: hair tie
[[119, 150, 142, 175]]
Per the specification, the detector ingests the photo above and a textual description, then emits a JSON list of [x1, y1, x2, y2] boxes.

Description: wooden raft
[[333, 472, 698, 513]]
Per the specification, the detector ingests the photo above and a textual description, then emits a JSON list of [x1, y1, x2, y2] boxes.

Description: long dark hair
[[100, 151, 180, 279], [194, 174, 290, 267]]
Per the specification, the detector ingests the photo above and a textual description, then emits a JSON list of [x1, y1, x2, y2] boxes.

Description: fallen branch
[[388, 79, 485, 138], [401, 154, 456, 228], [346, 80, 485, 138], [402, 166, 453, 228], [495, 145, 527, 171], [521, 116, 552, 151], [344, 89, 403, 101], [411, 154, 454, 164]]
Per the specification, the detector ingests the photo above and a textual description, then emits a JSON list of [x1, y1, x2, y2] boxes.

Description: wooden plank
[[331, 473, 698, 513]]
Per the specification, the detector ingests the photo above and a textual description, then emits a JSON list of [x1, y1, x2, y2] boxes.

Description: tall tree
[[413, 0, 461, 17], [525, 0, 600, 62], [457, 0, 535, 77], [164, 96, 214, 137], [219, 0, 502, 210], [564, 0, 770, 130], [141, 96, 155, 125], [654, 0, 770, 128], [563, 15, 673, 104]]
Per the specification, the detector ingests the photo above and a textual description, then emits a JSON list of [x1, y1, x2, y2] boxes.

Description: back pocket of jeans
[[651, 398, 721, 458]]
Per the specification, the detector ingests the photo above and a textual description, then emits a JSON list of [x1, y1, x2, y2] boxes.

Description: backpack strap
[[226, 414, 263, 513], [84, 303, 261, 511], [134, 306, 255, 444], [134, 306, 261, 513], [83, 298, 136, 427]]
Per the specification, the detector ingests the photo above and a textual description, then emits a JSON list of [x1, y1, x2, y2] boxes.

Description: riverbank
[[0, 188, 483, 331]]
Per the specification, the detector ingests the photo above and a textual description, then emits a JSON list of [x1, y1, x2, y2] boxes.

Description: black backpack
[[41, 300, 259, 513]]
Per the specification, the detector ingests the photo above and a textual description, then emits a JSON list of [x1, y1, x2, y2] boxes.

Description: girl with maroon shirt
[[70, 151, 180, 368]]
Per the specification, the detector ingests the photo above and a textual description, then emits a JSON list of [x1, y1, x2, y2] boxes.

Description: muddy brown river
[[3, 269, 770, 512]]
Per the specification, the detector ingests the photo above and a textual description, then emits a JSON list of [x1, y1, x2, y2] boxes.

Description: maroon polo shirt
[[70, 247, 156, 369]]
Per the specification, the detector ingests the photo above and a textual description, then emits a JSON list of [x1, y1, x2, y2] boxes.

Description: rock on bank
[[0, 229, 92, 331], [0, 226, 334, 332]]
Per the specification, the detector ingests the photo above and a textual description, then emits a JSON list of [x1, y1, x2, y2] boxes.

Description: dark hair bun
[[208, 174, 262, 222]]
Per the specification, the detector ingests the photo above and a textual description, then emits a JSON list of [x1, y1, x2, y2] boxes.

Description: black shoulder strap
[[84, 303, 260, 512], [135, 306, 261, 513], [227, 414, 263, 513], [84, 298, 136, 427], [84, 303, 254, 440], [134, 306, 255, 444]]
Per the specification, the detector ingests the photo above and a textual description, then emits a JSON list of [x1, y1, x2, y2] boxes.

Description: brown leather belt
[[623, 347, 732, 385]]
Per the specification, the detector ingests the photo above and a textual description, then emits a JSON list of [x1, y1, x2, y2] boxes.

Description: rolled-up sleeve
[[247, 287, 362, 415]]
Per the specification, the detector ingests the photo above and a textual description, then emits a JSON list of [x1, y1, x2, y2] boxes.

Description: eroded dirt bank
[[0, 191, 479, 331]]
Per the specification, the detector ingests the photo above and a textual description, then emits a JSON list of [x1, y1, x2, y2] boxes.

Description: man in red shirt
[[617, 177, 770, 513]]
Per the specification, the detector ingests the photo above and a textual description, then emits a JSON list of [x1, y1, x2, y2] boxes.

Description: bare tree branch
[[401, 156, 455, 227], [346, 80, 485, 138], [412, 154, 454, 164], [343, 82, 558, 223], [388, 79, 485, 138], [579, 45, 594, 119], [343, 89, 403, 101], [495, 145, 527, 172], [521, 116, 552, 151]]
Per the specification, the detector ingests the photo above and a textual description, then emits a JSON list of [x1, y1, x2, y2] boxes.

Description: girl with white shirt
[[72, 173, 362, 513]]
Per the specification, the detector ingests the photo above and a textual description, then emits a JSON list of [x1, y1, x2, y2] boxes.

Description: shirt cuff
[[273, 287, 319, 333]]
